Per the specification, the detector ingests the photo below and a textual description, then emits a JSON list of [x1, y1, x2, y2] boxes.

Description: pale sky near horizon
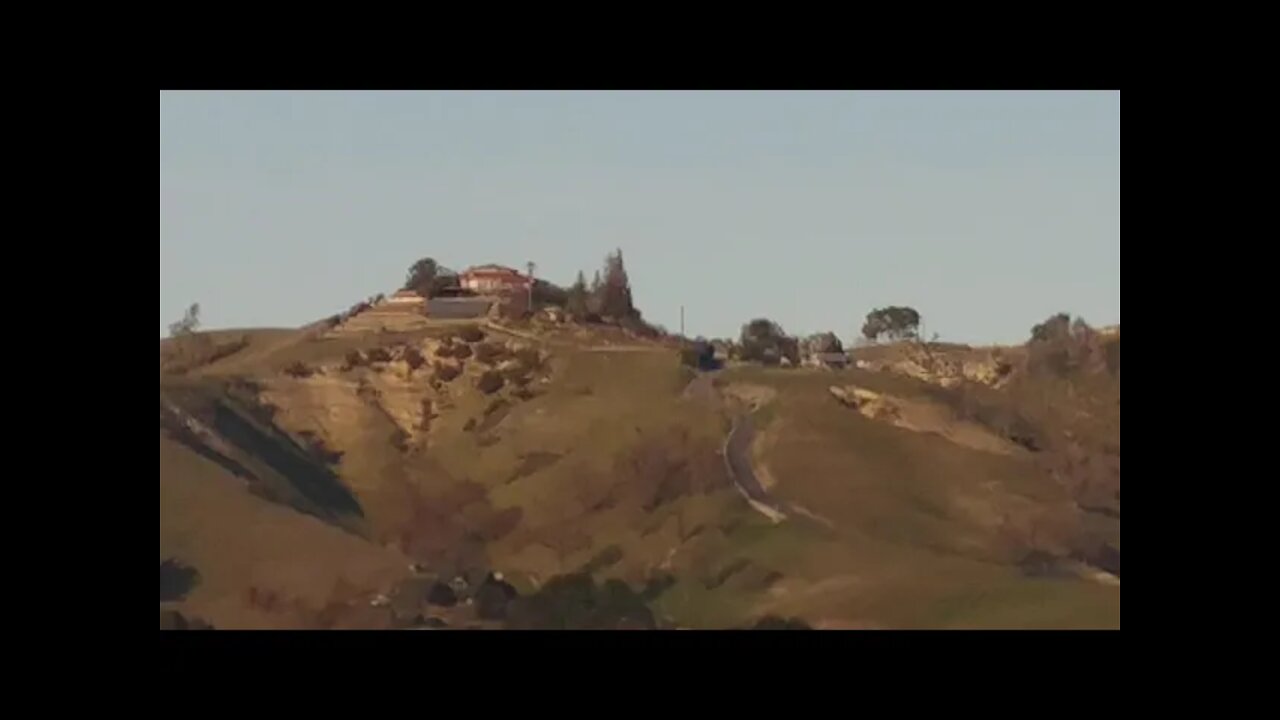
[[160, 90, 1119, 344]]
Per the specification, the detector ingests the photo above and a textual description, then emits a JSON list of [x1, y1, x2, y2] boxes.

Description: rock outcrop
[[829, 385, 900, 421], [829, 383, 1021, 456], [257, 333, 553, 474], [856, 345, 1015, 390]]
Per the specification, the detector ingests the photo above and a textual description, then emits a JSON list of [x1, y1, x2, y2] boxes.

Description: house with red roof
[[458, 265, 532, 295]]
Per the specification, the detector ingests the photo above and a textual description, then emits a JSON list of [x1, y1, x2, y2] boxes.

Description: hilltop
[[159, 259, 1118, 630]]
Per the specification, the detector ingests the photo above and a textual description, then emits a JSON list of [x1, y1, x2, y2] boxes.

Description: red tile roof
[[462, 264, 525, 277]]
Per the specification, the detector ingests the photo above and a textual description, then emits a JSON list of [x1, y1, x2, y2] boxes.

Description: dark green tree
[[404, 258, 439, 295], [597, 248, 639, 320], [404, 257, 460, 298], [806, 331, 844, 356], [861, 306, 922, 343], [168, 303, 201, 337], [531, 279, 568, 309], [1030, 312, 1072, 343], [740, 318, 798, 365], [566, 271, 590, 317]]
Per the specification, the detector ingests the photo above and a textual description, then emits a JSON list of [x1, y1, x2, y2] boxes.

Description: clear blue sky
[[160, 91, 1119, 344]]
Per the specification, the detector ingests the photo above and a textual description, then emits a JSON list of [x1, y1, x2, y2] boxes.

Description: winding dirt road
[[724, 410, 788, 522], [680, 373, 787, 521]]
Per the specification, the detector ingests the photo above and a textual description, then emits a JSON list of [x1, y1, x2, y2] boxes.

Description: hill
[[159, 318, 1119, 629]]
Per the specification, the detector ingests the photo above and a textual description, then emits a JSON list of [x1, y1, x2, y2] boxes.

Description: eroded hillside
[[160, 322, 1119, 629]]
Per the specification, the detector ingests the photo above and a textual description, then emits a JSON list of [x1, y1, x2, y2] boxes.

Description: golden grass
[[161, 325, 1118, 629], [707, 364, 1120, 629], [159, 431, 409, 629]]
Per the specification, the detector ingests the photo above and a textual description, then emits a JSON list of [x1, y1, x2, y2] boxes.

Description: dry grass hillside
[[160, 321, 1119, 629]]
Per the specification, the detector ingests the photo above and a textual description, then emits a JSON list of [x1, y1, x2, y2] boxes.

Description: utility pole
[[680, 305, 685, 337]]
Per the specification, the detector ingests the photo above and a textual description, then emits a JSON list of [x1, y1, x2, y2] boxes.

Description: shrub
[[160, 559, 201, 602], [475, 575, 519, 620], [403, 347, 426, 371], [505, 572, 655, 630], [367, 347, 392, 363], [433, 363, 461, 382], [751, 615, 812, 630], [459, 325, 485, 343], [159, 609, 214, 630], [598, 579, 656, 629], [389, 428, 411, 453], [477, 370, 505, 395], [1103, 338, 1120, 377], [284, 361, 314, 378], [426, 582, 458, 607], [453, 343, 474, 359], [641, 573, 678, 602], [474, 342, 509, 366], [513, 347, 542, 368]]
